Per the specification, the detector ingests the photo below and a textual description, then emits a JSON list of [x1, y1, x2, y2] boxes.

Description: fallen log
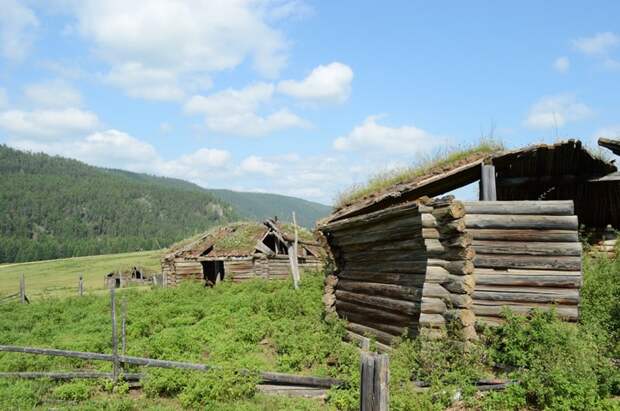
[[462, 201, 574, 216]]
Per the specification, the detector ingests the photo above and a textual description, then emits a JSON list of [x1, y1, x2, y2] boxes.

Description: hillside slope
[[208, 189, 330, 228], [0, 145, 330, 263]]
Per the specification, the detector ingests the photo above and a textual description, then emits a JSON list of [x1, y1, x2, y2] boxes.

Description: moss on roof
[[280, 223, 315, 242], [334, 140, 504, 209]]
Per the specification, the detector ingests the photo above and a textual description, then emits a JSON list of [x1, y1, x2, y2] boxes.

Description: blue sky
[[0, 1, 619, 205]]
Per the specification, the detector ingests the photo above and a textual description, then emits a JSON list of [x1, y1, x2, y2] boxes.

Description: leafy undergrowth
[[1, 254, 619, 410], [0, 272, 359, 410]]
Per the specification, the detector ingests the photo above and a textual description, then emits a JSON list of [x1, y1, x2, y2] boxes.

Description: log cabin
[[161, 220, 323, 287], [318, 140, 620, 346]]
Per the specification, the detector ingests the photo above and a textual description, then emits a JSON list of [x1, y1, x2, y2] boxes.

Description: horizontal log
[[465, 214, 578, 230], [462, 201, 574, 216], [337, 280, 423, 302], [336, 301, 413, 326], [472, 241, 582, 257], [0, 371, 143, 381], [472, 304, 578, 321], [331, 227, 423, 248], [474, 273, 581, 287], [427, 259, 474, 275], [338, 238, 426, 253], [342, 249, 428, 263], [419, 313, 445, 328], [432, 202, 466, 220], [421, 297, 447, 314], [473, 290, 579, 304], [0, 345, 343, 388], [327, 214, 423, 238], [423, 283, 473, 308], [338, 271, 426, 287], [475, 268, 582, 276], [320, 201, 421, 232], [335, 290, 421, 315], [425, 239, 475, 260], [345, 331, 393, 353], [467, 229, 578, 242], [345, 322, 396, 345], [338, 311, 409, 336], [474, 254, 582, 271], [343, 261, 428, 274]]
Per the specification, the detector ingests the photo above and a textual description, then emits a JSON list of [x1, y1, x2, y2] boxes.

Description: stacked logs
[[589, 225, 618, 259], [419, 198, 477, 340], [319, 202, 427, 346]]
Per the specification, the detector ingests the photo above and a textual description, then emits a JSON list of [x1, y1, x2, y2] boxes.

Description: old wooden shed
[[161, 220, 323, 287], [318, 140, 619, 346]]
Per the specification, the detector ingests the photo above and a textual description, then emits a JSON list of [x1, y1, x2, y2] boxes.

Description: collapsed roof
[[164, 220, 323, 260], [324, 140, 620, 228]]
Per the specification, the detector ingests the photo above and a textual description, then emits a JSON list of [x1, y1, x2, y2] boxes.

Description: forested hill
[[208, 189, 330, 228], [0, 145, 330, 263]]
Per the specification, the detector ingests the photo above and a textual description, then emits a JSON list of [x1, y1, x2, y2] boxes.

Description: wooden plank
[[374, 354, 389, 411], [474, 254, 581, 271], [336, 301, 413, 326], [336, 290, 421, 315], [463, 201, 574, 216], [472, 241, 582, 256], [345, 322, 396, 345], [337, 280, 423, 302], [473, 290, 579, 304], [475, 273, 581, 287], [465, 214, 578, 230], [480, 164, 497, 201], [467, 229, 578, 242]]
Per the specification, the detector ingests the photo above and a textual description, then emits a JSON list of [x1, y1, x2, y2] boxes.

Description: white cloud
[[185, 83, 308, 137], [333, 115, 446, 153], [0, 108, 100, 139], [524, 94, 592, 130], [240, 155, 279, 175], [59, 0, 301, 99], [277, 62, 353, 104], [594, 125, 620, 140], [573, 32, 619, 55], [104, 62, 185, 101], [0, 0, 38, 61], [24, 80, 82, 107], [553, 57, 570, 73]]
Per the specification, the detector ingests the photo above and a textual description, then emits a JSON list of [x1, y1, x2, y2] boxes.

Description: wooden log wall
[[319, 202, 426, 346], [417, 199, 477, 340], [461, 201, 582, 325]]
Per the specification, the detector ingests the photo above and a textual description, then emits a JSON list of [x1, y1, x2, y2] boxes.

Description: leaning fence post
[[110, 285, 119, 382], [19, 274, 25, 304], [360, 351, 389, 411], [121, 298, 127, 356], [79, 275, 84, 297]]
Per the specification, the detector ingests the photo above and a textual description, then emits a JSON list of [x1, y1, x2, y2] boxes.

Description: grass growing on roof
[[213, 222, 267, 253], [334, 139, 504, 209]]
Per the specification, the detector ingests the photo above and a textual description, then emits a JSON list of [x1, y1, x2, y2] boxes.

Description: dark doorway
[[201, 261, 225, 286]]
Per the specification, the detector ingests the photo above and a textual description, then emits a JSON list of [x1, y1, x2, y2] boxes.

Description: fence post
[[360, 352, 389, 411], [121, 298, 127, 356], [79, 275, 84, 297], [19, 274, 25, 304], [110, 285, 119, 382]]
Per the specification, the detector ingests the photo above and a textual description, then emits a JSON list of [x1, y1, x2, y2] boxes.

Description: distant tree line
[[0, 145, 237, 263]]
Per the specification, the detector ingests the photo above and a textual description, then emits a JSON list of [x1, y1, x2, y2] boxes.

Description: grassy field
[[0, 250, 163, 299]]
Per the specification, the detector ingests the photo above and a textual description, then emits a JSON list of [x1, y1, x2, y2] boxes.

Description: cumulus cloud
[[104, 62, 185, 101], [553, 57, 570, 73], [185, 83, 308, 137], [0, 108, 100, 139], [573, 32, 619, 55], [524, 94, 592, 130], [239, 155, 279, 175], [277, 62, 353, 104], [333, 115, 446, 153], [24, 80, 82, 107], [0, 0, 38, 61], [57, 0, 304, 99]]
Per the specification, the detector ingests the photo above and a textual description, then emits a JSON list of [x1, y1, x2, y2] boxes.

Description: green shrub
[[53, 380, 94, 401]]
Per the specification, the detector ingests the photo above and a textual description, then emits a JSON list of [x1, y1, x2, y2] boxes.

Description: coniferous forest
[[0, 146, 226, 262]]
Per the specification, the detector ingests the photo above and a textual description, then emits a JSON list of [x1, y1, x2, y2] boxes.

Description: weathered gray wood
[[465, 214, 578, 230], [121, 298, 127, 356], [345, 331, 393, 353], [287, 244, 300, 290], [474, 273, 581, 287], [360, 352, 375, 411], [374, 354, 389, 411], [322, 200, 421, 231], [292, 211, 300, 282], [466, 229, 578, 242], [339, 311, 409, 336], [598, 137, 620, 155], [473, 290, 579, 304], [346, 322, 396, 345], [472, 303, 578, 320], [336, 301, 413, 326], [463, 201, 574, 216], [110, 286, 119, 382], [336, 290, 421, 315], [424, 239, 475, 260], [79, 275, 84, 297], [0, 345, 343, 388], [427, 259, 474, 275], [343, 260, 428, 274], [0, 371, 143, 381], [474, 254, 582, 271], [472, 241, 582, 256], [338, 280, 423, 302], [480, 164, 497, 201], [338, 270, 426, 287]]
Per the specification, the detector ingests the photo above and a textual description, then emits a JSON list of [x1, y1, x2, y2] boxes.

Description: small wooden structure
[[161, 220, 323, 287], [318, 140, 617, 345], [105, 266, 156, 289]]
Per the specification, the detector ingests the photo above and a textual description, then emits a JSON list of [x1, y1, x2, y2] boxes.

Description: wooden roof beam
[[599, 137, 620, 156]]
